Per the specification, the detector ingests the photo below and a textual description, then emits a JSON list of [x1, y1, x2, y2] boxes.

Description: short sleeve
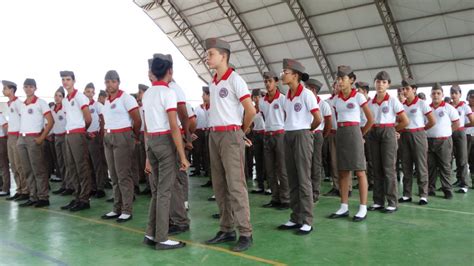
[[305, 91, 319, 113], [40, 99, 51, 116], [124, 93, 139, 112], [321, 101, 332, 117], [464, 104, 472, 116], [231, 74, 250, 102], [393, 99, 404, 115], [0, 114, 7, 126], [186, 103, 196, 118], [448, 105, 460, 121], [164, 90, 178, 113], [171, 82, 187, 105], [356, 92, 367, 107], [96, 103, 103, 115], [421, 100, 432, 115], [76, 93, 89, 110]]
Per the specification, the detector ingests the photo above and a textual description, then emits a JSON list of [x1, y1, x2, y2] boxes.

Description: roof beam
[[216, 0, 269, 76], [375, 0, 413, 79], [286, 0, 334, 89], [152, 0, 212, 80]]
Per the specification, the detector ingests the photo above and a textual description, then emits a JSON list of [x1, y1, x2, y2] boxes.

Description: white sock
[[355, 205, 367, 218], [335, 203, 349, 215], [106, 211, 118, 217], [118, 213, 131, 219], [160, 239, 180, 245], [402, 196, 410, 200], [145, 235, 154, 241], [284, 221, 296, 226], [461, 187, 468, 193], [184, 201, 189, 210], [420, 197, 428, 202], [299, 224, 311, 231], [385, 206, 396, 211]]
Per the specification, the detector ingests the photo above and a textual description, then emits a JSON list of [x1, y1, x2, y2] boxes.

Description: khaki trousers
[[8, 135, 28, 194], [65, 133, 91, 203]]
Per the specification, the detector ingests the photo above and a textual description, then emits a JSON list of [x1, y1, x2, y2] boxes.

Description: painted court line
[[0, 239, 68, 266]]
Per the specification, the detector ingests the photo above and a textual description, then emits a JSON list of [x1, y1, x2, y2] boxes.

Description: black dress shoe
[[168, 224, 190, 236], [323, 188, 340, 197], [95, 190, 106, 198], [456, 188, 468, 194], [276, 203, 290, 210], [205, 231, 237, 244], [101, 212, 121, 220], [61, 189, 74, 196], [277, 223, 302, 230], [295, 227, 313, 235], [444, 191, 453, 199], [262, 201, 280, 208], [61, 200, 77, 210], [155, 241, 186, 250], [139, 187, 151, 195], [90, 190, 97, 197], [201, 181, 212, 187], [231, 236, 252, 252], [116, 215, 133, 223], [69, 202, 90, 212], [19, 200, 37, 207], [207, 196, 216, 201], [34, 200, 50, 208], [143, 237, 156, 246], [428, 191, 436, 197], [368, 205, 384, 211], [52, 188, 66, 195], [106, 198, 114, 202], [211, 213, 220, 219], [0, 192, 10, 197], [190, 171, 201, 177], [418, 199, 428, 205], [352, 215, 367, 222], [250, 188, 264, 194], [6, 193, 20, 201], [134, 186, 141, 195], [264, 190, 272, 195], [381, 208, 397, 214], [398, 197, 412, 203], [14, 194, 29, 201], [328, 211, 349, 219]]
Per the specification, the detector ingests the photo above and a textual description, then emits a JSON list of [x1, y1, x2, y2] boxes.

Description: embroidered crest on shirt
[[410, 109, 417, 114], [91, 108, 95, 114], [219, 87, 228, 98], [273, 104, 279, 109], [347, 103, 355, 109], [111, 103, 116, 109], [28, 108, 33, 114], [294, 103, 302, 112], [439, 111, 445, 117], [10, 108, 14, 113], [71, 101, 75, 106], [382, 106, 389, 113], [59, 115, 64, 120]]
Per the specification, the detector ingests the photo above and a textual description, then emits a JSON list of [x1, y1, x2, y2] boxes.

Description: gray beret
[[105, 70, 120, 81], [374, 70, 391, 81], [401, 78, 416, 87], [204, 38, 230, 51], [263, 71, 277, 80], [1, 80, 16, 88], [417, 92, 426, 100], [56, 86, 65, 95], [202, 86, 210, 94], [85, 82, 95, 89], [450, 84, 461, 93], [99, 90, 107, 97], [432, 82, 443, 90], [306, 78, 323, 90], [336, 65, 352, 78], [251, 89, 261, 97], [23, 78, 36, 87], [138, 84, 149, 92], [283, 58, 305, 73], [153, 53, 173, 63], [59, 71, 75, 78], [355, 81, 369, 89]]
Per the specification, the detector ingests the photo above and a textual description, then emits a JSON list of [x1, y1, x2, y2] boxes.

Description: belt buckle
[[22, 133, 26, 137], [107, 129, 111, 133]]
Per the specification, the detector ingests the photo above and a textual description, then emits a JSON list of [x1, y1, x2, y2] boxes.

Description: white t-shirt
[[403, 97, 432, 130], [142, 81, 177, 133], [102, 90, 139, 131], [208, 69, 250, 127], [368, 93, 404, 125], [62, 89, 89, 131], [284, 84, 319, 131], [333, 89, 368, 123], [326, 96, 338, 131], [253, 111, 265, 131], [7, 97, 22, 133], [452, 101, 472, 128], [315, 96, 331, 132], [0, 113, 7, 138], [88, 100, 103, 133], [426, 101, 460, 138], [51, 104, 67, 135], [19, 96, 51, 134], [195, 104, 209, 129], [259, 90, 286, 131]]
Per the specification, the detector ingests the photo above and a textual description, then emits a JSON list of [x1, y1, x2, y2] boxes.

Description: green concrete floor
[[0, 175, 473, 266]]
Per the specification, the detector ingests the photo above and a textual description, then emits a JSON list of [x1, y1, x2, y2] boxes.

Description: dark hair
[[5, 85, 17, 93], [293, 70, 309, 82], [467, 90, 474, 101], [361, 86, 369, 93], [151, 57, 173, 80], [348, 72, 357, 83], [216, 48, 230, 64], [71, 74, 75, 81], [56, 90, 65, 97]]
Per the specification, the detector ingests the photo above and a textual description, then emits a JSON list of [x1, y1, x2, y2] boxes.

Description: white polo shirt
[[195, 104, 209, 130], [426, 101, 460, 138], [259, 90, 285, 131], [142, 81, 177, 133], [186, 102, 196, 119], [208, 68, 250, 127], [333, 89, 368, 123], [368, 93, 404, 125], [0, 113, 7, 138], [7, 97, 22, 134], [169, 81, 186, 106], [102, 90, 139, 131], [284, 84, 319, 131], [19, 96, 51, 134], [253, 111, 265, 131], [403, 96, 432, 130], [139, 106, 145, 132], [88, 100, 103, 133], [62, 89, 89, 131], [452, 101, 472, 128], [360, 97, 370, 127], [315, 96, 331, 132], [51, 104, 67, 135], [326, 96, 338, 131]]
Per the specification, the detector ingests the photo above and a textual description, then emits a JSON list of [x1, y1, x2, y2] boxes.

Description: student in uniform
[[98, 90, 107, 105], [17, 78, 54, 207], [100, 70, 141, 223], [193, 86, 211, 180], [260, 71, 290, 209], [399, 78, 435, 205], [250, 89, 267, 194], [136, 84, 151, 195], [51, 87, 74, 196], [305, 78, 332, 203], [0, 112, 10, 196], [450, 84, 473, 193], [142, 55, 190, 250], [3, 80, 29, 201], [324, 82, 342, 196], [427, 83, 460, 199], [59, 71, 93, 212], [329, 65, 373, 222], [466, 90, 474, 187], [203, 38, 256, 252], [84, 82, 107, 199], [276, 59, 321, 234], [367, 71, 409, 214]]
